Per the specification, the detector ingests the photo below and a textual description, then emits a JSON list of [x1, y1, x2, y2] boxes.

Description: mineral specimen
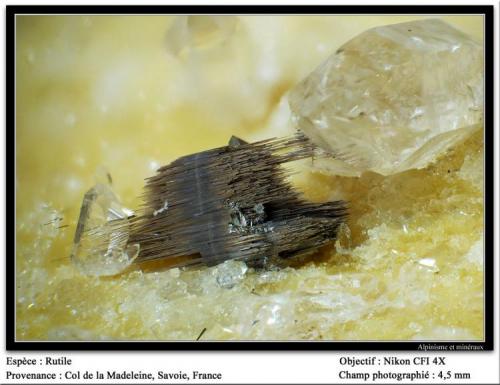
[[70, 183, 139, 276], [289, 19, 483, 176], [16, 16, 484, 342]]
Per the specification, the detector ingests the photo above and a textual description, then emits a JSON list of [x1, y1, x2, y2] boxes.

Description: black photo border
[[5, 4, 495, 351]]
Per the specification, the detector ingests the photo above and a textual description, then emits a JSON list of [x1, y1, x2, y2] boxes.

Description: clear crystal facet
[[71, 183, 139, 276], [289, 19, 483, 176], [215, 260, 248, 289]]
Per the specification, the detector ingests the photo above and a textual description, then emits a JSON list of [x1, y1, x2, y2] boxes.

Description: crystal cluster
[[289, 19, 483, 176]]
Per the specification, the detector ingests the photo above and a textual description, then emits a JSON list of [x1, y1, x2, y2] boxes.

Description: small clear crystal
[[418, 258, 440, 273], [71, 183, 139, 276], [165, 16, 238, 55], [215, 260, 248, 289], [289, 19, 483, 176]]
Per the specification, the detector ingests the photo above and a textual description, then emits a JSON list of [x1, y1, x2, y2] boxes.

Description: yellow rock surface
[[16, 15, 484, 341]]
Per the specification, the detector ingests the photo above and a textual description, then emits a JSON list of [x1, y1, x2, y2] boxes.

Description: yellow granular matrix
[[15, 15, 484, 341]]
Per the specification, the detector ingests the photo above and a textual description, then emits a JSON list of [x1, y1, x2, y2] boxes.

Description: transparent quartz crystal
[[289, 19, 483, 176], [71, 183, 139, 276], [215, 260, 248, 289]]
